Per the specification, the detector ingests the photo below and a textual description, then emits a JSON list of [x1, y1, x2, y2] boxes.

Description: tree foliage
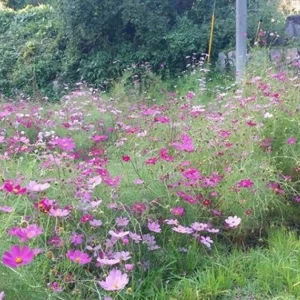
[[0, 0, 286, 97]]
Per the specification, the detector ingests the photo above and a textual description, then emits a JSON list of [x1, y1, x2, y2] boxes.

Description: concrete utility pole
[[236, 0, 247, 82]]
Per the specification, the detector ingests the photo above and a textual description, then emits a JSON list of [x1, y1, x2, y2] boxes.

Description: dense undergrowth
[[0, 51, 299, 299]]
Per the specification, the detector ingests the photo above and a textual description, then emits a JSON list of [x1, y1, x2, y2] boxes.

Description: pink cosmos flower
[[8, 224, 43, 242], [3, 181, 26, 195], [191, 222, 208, 231], [92, 135, 108, 142], [0, 206, 14, 213], [49, 208, 70, 217], [122, 155, 131, 162], [34, 198, 56, 213], [287, 137, 296, 145], [89, 219, 103, 227], [115, 217, 129, 227], [125, 263, 134, 271], [176, 191, 198, 205], [172, 225, 194, 234], [53, 137, 76, 151], [182, 168, 201, 181], [133, 179, 144, 185], [154, 115, 170, 123], [129, 232, 142, 243], [0, 291, 4, 300], [145, 157, 158, 165], [172, 133, 195, 152], [148, 220, 161, 233], [171, 206, 185, 217], [98, 269, 129, 291], [237, 179, 254, 188], [2, 245, 34, 268], [199, 236, 214, 249], [225, 216, 241, 228], [48, 235, 64, 248], [48, 282, 63, 293], [186, 91, 196, 99], [103, 175, 121, 187], [97, 257, 120, 266], [66, 250, 91, 265], [70, 233, 84, 246], [109, 230, 130, 239], [27, 181, 50, 192], [113, 251, 131, 261], [164, 219, 179, 226], [80, 214, 93, 223], [159, 148, 174, 162], [131, 202, 147, 214]]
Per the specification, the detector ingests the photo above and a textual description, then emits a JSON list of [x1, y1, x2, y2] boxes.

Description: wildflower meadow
[[0, 50, 300, 300]]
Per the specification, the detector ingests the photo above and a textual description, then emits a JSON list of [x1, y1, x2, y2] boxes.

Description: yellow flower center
[[75, 257, 81, 263], [15, 257, 23, 264]]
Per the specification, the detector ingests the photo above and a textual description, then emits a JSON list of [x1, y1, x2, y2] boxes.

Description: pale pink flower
[[172, 225, 194, 234], [97, 257, 120, 266], [98, 269, 129, 291], [0, 206, 14, 213], [148, 220, 161, 233], [49, 208, 70, 217], [27, 181, 50, 192], [199, 236, 214, 249], [108, 230, 130, 238], [225, 216, 241, 228]]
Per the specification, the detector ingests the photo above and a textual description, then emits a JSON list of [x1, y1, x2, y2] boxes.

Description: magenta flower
[[3, 181, 27, 195], [53, 137, 76, 151], [92, 135, 108, 142], [66, 250, 91, 265], [2, 245, 34, 268], [159, 148, 174, 162], [182, 168, 201, 181], [131, 202, 147, 214], [98, 269, 129, 291], [145, 157, 158, 165], [171, 206, 185, 217], [171, 133, 195, 152], [237, 179, 254, 188], [80, 214, 93, 223], [8, 224, 43, 242], [121, 155, 131, 162], [287, 137, 296, 145]]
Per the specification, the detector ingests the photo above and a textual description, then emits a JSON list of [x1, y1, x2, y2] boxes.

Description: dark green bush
[[0, 0, 286, 98], [0, 5, 65, 98]]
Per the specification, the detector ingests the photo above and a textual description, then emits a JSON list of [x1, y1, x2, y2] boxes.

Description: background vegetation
[[0, 0, 287, 98]]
